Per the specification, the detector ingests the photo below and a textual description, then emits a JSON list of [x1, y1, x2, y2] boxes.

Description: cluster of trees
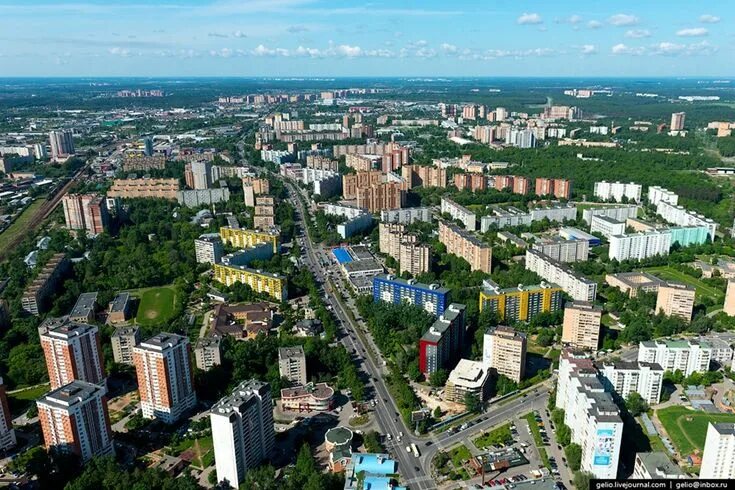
[[664, 369, 723, 388], [239, 445, 344, 490], [717, 136, 735, 157]]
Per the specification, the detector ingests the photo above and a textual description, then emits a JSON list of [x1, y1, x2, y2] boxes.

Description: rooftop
[[374, 273, 450, 294], [422, 303, 466, 343], [111, 325, 139, 338], [137, 332, 189, 352], [212, 379, 270, 417], [636, 452, 685, 478], [109, 292, 131, 312], [39, 380, 105, 408], [281, 382, 334, 400], [448, 359, 488, 388], [278, 345, 305, 360], [69, 292, 98, 318]]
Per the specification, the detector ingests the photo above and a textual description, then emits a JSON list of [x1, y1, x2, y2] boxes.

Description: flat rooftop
[[39, 380, 105, 408], [69, 292, 98, 318], [137, 332, 189, 352], [374, 274, 450, 294]]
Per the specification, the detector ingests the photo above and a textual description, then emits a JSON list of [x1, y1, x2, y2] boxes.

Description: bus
[[410, 443, 420, 458]]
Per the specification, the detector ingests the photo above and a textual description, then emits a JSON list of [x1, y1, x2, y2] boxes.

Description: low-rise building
[[210, 302, 275, 340], [632, 452, 686, 479], [445, 359, 491, 404], [605, 272, 664, 297], [280, 382, 334, 412], [68, 291, 98, 323]]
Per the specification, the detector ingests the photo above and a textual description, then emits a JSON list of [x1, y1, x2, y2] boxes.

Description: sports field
[[645, 266, 724, 302], [656, 406, 735, 456], [133, 286, 177, 326]]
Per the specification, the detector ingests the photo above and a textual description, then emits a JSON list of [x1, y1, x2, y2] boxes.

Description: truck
[[411, 443, 420, 458]]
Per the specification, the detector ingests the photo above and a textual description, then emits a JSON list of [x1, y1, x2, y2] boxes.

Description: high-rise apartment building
[[191, 160, 212, 189], [356, 182, 406, 213], [22, 253, 70, 315], [438, 221, 492, 273], [440, 197, 476, 231], [599, 361, 664, 405], [62, 193, 109, 235], [195, 234, 224, 264], [593, 181, 642, 203], [401, 165, 447, 189], [700, 423, 735, 479], [37, 381, 113, 462], [419, 304, 466, 376], [562, 302, 602, 350], [49, 129, 75, 160], [372, 274, 450, 316], [454, 173, 487, 192], [647, 186, 679, 207], [535, 178, 573, 199], [0, 378, 16, 451], [609, 230, 672, 262], [211, 380, 275, 488], [399, 241, 432, 276], [670, 112, 686, 131], [479, 281, 562, 322], [532, 237, 589, 263], [40, 319, 105, 390], [111, 326, 140, 365], [278, 346, 307, 386], [194, 336, 222, 371], [525, 250, 597, 302], [725, 280, 735, 316], [133, 333, 197, 424], [656, 282, 695, 322], [219, 226, 280, 253], [482, 326, 527, 383], [638, 339, 712, 376]]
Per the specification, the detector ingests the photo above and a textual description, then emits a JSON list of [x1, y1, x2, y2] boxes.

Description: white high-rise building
[[593, 181, 642, 203], [211, 380, 275, 488], [670, 112, 686, 131], [637, 339, 712, 377], [556, 351, 623, 479], [647, 186, 679, 207], [194, 234, 224, 264], [525, 250, 597, 302], [600, 361, 664, 405], [700, 423, 735, 479], [608, 230, 672, 262], [506, 129, 536, 148], [655, 201, 717, 240], [49, 130, 75, 160], [191, 160, 212, 189], [590, 215, 626, 238]]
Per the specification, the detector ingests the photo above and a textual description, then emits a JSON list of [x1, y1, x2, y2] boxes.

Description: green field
[[0, 199, 45, 254], [656, 406, 735, 456], [7, 383, 51, 416], [132, 286, 177, 326], [644, 266, 725, 302]]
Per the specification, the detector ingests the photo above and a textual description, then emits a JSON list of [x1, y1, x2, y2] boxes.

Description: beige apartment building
[[356, 182, 406, 213], [482, 326, 527, 383], [401, 165, 447, 189], [278, 346, 307, 386], [438, 221, 492, 273], [725, 280, 735, 316], [399, 241, 432, 276], [107, 178, 179, 199], [562, 302, 602, 350], [656, 282, 696, 322], [379, 222, 408, 258]]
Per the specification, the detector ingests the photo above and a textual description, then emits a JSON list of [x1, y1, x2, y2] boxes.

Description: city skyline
[[0, 0, 732, 77]]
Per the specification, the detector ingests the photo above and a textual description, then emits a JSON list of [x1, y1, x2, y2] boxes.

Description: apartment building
[[482, 326, 527, 382], [278, 346, 307, 386], [111, 326, 140, 365], [535, 178, 573, 199], [647, 186, 679, 207], [655, 201, 717, 240], [213, 264, 287, 302], [525, 250, 597, 302], [39, 318, 105, 390], [194, 336, 222, 371], [725, 280, 735, 316], [532, 237, 589, 263], [380, 207, 432, 224], [599, 361, 664, 405], [62, 193, 109, 235], [21, 253, 69, 315], [419, 304, 466, 376], [438, 221, 492, 273], [0, 378, 16, 451], [399, 241, 432, 276], [480, 206, 532, 231], [593, 181, 642, 203], [632, 452, 686, 479], [605, 272, 664, 298], [345, 153, 381, 172], [445, 359, 491, 404], [342, 171, 383, 199], [379, 222, 409, 258], [49, 129, 75, 160], [37, 381, 113, 462], [479, 281, 562, 322], [638, 339, 712, 376], [562, 302, 602, 350], [107, 178, 179, 199], [242, 177, 270, 207], [608, 230, 672, 262], [401, 165, 447, 188], [454, 173, 487, 192], [195, 234, 224, 264], [556, 351, 623, 479], [700, 423, 735, 479], [356, 182, 406, 213], [670, 112, 686, 131], [211, 380, 275, 488], [219, 226, 280, 253], [133, 333, 197, 424], [529, 203, 578, 223], [372, 274, 450, 316], [582, 205, 640, 225], [440, 197, 476, 231], [656, 282, 695, 322], [590, 215, 626, 238]]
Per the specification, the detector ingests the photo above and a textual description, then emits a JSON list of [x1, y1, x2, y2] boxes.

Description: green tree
[[573, 471, 594, 490], [464, 392, 482, 413], [241, 465, 278, 490], [557, 424, 571, 446], [433, 406, 442, 419], [625, 392, 649, 417], [565, 443, 582, 471], [429, 369, 449, 387]]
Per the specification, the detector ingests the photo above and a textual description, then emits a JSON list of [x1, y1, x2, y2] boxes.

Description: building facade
[[656, 282, 695, 322], [438, 221, 492, 273], [40, 319, 105, 390], [479, 281, 562, 322], [638, 339, 712, 377], [700, 423, 735, 479], [278, 346, 307, 386], [562, 302, 602, 351], [419, 304, 466, 376], [372, 274, 449, 316], [482, 326, 527, 383]]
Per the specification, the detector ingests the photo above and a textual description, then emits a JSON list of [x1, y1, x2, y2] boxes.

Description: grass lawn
[[171, 435, 214, 469], [644, 266, 724, 302], [349, 415, 370, 427], [7, 383, 51, 416], [656, 406, 735, 456], [131, 286, 177, 326], [0, 199, 45, 254], [449, 444, 472, 467], [474, 423, 512, 449]]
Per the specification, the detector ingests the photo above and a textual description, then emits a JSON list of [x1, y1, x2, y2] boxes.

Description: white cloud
[[699, 14, 720, 24], [440, 43, 458, 54], [209, 47, 234, 58], [517, 12, 543, 25], [567, 15, 582, 25], [677, 27, 708, 37], [608, 14, 639, 26], [651, 40, 716, 56], [233, 30, 247, 38], [625, 29, 650, 38], [108, 47, 132, 57], [587, 20, 603, 29], [335, 44, 362, 57], [294, 46, 321, 57], [581, 44, 597, 55], [611, 43, 645, 55]]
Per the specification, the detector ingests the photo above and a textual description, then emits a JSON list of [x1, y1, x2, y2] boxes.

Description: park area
[[131, 285, 177, 326], [645, 266, 724, 303], [656, 406, 735, 457]]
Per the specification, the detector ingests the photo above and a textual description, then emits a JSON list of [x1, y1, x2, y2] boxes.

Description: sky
[[0, 0, 733, 77]]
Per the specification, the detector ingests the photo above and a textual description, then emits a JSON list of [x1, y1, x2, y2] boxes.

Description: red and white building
[[40, 319, 105, 390]]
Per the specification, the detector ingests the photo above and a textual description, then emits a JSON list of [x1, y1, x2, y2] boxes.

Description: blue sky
[[0, 0, 732, 77]]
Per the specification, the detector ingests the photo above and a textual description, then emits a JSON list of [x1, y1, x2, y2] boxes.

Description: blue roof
[[364, 476, 405, 490], [353, 453, 397, 475], [333, 247, 353, 264]]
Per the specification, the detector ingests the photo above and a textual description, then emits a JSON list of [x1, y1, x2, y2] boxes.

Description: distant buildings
[[37, 381, 113, 462], [525, 250, 597, 302], [111, 326, 140, 365], [191, 160, 212, 190], [419, 303, 466, 376], [211, 380, 274, 488], [647, 186, 679, 207], [219, 226, 280, 253], [62, 193, 109, 235], [49, 129, 75, 160], [380, 207, 432, 224], [401, 165, 447, 188], [372, 274, 450, 316], [655, 201, 717, 240], [278, 346, 307, 386], [440, 197, 476, 231], [438, 221, 492, 273], [535, 178, 572, 200], [608, 231, 671, 262], [482, 326, 527, 383], [445, 359, 491, 404], [378, 222, 431, 275], [638, 339, 712, 376], [194, 234, 224, 264], [479, 281, 562, 322], [133, 333, 197, 424], [242, 177, 270, 207], [655, 282, 695, 322], [593, 181, 642, 203], [725, 280, 735, 316], [107, 178, 179, 200], [670, 112, 686, 131], [40, 319, 105, 389], [700, 423, 735, 479], [531, 237, 589, 263], [562, 302, 602, 351], [194, 336, 222, 371], [582, 205, 639, 225]]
